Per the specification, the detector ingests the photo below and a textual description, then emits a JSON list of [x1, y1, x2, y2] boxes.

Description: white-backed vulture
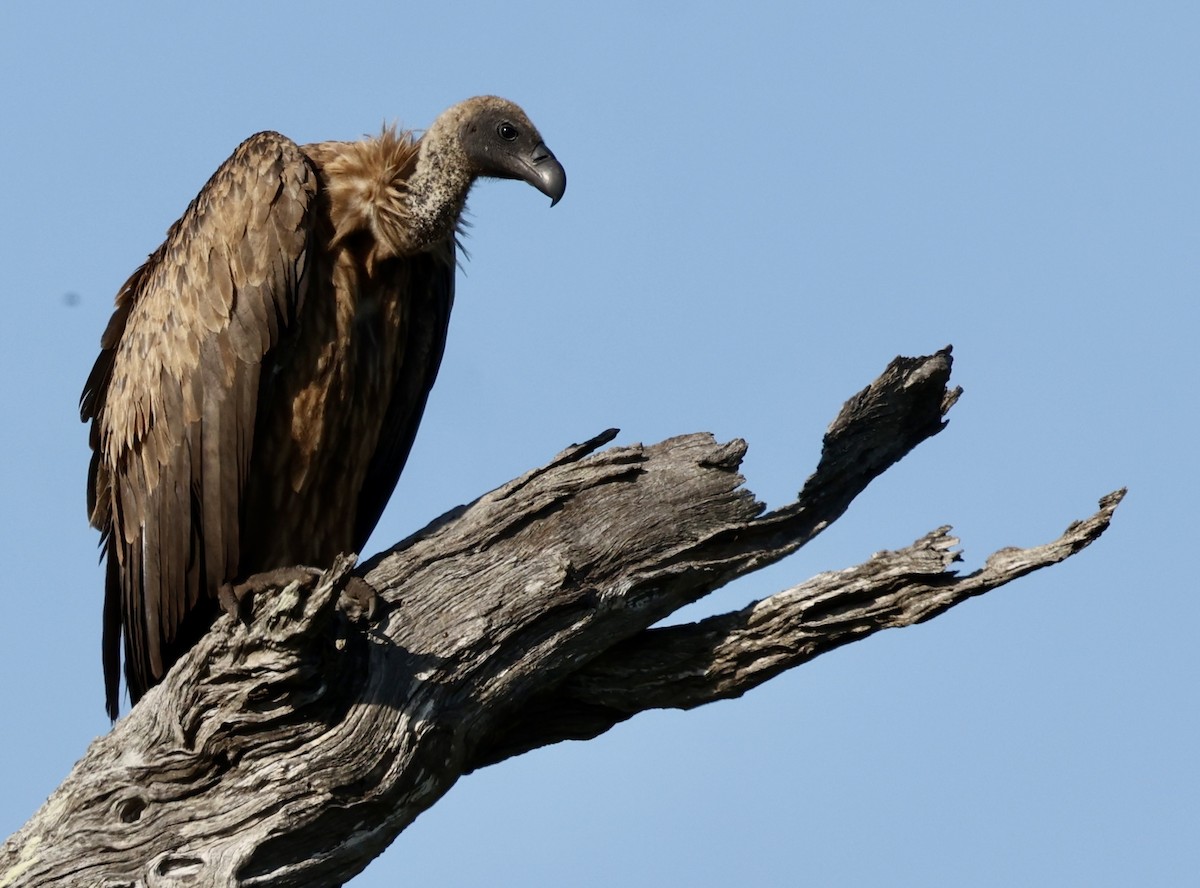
[[80, 96, 566, 718]]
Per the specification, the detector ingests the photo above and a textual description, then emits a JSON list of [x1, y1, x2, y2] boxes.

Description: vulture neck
[[401, 135, 473, 252], [310, 124, 474, 269]]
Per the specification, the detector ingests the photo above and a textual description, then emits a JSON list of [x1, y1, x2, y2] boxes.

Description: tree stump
[[0, 348, 1123, 887]]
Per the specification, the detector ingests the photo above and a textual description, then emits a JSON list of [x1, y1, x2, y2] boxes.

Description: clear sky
[[1, 2, 1196, 885]]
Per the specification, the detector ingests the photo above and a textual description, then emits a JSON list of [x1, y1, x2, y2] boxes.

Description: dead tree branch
[[1, 347, 1123, 887]]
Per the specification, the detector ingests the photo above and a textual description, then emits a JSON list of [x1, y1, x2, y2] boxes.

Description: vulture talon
[[340, 576, 384, 624], [218, 581, 246, 621]]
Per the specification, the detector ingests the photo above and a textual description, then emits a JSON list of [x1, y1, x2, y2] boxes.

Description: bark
[[1, 347, 1123, 887]]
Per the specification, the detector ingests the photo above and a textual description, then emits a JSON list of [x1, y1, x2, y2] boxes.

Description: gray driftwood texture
[[1, 348, 1123, 886]]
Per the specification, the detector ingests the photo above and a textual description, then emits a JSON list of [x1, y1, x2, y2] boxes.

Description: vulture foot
[[340, 576, 383, 623], [219, 567, 322, 621]]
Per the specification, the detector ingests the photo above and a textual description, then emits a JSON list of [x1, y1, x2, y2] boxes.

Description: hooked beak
[[527, 142, 566, 206]]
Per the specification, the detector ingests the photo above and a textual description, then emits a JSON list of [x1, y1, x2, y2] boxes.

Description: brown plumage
[[81, 96, 566, 718]]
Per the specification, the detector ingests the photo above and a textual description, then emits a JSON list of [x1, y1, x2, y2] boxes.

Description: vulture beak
[[527, 142, 567, 206]]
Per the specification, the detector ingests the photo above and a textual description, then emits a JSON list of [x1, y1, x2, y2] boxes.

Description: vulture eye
[[497, 122, 519, 141]]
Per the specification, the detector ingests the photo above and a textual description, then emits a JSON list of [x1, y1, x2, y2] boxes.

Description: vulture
[[81, 96, 566, 719]]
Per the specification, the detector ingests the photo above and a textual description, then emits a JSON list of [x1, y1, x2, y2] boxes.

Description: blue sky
[[1, 2, 1196, 885]]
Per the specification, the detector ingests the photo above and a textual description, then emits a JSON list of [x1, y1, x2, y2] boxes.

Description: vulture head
[[416, 96, 566, 213], [332, 97, 564, 261], [453, 96, 567, 205]]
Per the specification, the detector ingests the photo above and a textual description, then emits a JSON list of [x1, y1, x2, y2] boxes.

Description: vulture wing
[[352, 250, 455, 551], [81, 132, 317, 718]]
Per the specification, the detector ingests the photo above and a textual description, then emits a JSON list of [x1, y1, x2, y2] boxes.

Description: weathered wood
[[1, 348, 1122, 887]]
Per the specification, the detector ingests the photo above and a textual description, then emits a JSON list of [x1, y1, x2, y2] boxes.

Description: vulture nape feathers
[[81, 96, 566, 719]]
